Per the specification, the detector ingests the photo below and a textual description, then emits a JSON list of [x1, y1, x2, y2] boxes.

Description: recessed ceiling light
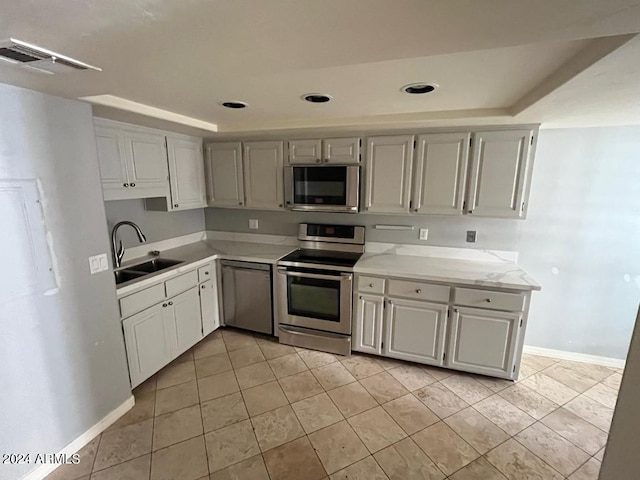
[[402, 83, 438, 94], [302, 93, 332, 103], [220, 101, 248, 109]]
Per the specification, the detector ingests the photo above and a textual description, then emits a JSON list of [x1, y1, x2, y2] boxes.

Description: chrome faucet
[[111, 221, 147, 268]]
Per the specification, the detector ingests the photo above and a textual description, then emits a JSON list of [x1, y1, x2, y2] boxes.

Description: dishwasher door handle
[[277, 268, 351, 281]]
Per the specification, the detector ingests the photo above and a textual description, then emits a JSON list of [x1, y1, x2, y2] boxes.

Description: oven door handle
[[277, 268, 351, 281]]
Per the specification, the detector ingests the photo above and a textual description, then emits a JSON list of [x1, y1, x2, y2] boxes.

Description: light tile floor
[[46, 328, 621, 480]]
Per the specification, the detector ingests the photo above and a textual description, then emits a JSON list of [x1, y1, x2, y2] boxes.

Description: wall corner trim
[[21, 395, 135, 480], [523, 345, 626, 369]]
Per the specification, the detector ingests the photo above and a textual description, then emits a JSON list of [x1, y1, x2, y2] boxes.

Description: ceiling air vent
[[0, 38, 101, 74]]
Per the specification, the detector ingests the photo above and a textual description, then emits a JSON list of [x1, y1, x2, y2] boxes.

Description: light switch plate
[[419, 228, 429, 241], [249, 219, 259, 230], [89, 253, 109, 274]]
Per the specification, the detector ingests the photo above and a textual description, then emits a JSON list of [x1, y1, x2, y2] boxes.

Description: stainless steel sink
[[130, 258, 183, 273], [114, 258, 183, 285], [114, 269, 147, 285]]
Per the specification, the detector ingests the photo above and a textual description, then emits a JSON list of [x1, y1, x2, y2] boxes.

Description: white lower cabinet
[[447, 306, 522, 378], [121, 262, 222, 388], [384, 298, 447, 366], [353, 274, 530, 379], [123, 302, 174, 388], [353, 294, 384, 355], [199, 279, 220, 336], [169, 288, 203, 357]]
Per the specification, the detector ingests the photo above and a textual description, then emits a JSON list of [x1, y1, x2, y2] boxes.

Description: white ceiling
[[1, 0, 640, 134]]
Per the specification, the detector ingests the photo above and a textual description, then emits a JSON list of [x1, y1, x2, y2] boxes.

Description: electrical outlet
[[89, 253, 109, 274], [419, 228, 429, 241], [466, 230, 477, 243], [249, 219, 259, 230]]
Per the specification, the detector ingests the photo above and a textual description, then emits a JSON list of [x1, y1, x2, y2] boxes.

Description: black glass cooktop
[[279, 249, 362, 268]]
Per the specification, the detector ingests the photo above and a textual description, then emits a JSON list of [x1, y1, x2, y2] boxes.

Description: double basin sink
[[114, 258, 184, 285]]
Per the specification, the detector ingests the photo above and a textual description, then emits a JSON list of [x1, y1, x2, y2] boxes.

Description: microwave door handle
[[277, 269, 351, 281]]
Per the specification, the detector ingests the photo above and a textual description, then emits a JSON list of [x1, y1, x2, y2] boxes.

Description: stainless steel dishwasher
[[221, 260, 273, 334]]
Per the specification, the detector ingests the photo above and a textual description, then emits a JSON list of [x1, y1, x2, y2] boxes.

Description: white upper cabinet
[[243, 141, 284, 210], [288, 137, 360, 164], [95, 119, 170, 201], [94, 124, 128, 195], [324, 137, 360, 164], [466, 129, 534, 218], [165, 136, 206, 210], [288, 139, 322, 164], [204, 142, 245, 207], [123, 130, 169, 189], [364, 135, 414, 213], [412, 133, 470, 215], [447, 306, 522, 378]]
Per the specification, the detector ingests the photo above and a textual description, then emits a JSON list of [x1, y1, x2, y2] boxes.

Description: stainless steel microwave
[[284, 165, 359, 213]]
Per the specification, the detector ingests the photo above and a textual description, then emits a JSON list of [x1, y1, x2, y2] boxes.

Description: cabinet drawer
[[198, 264, 213, 283], [165, 270, 198, 298], [454, 287, 525, 311], [357, 276, 385, 294], [120, 283, 165, 318], [387, 279, 450, 303]]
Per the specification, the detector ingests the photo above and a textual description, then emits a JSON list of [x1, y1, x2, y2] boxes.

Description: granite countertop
[[355, 252, 541, 291], [115, 239, 296, 296]]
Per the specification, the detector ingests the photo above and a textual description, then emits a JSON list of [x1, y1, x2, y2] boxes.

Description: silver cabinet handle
[[416, 289, 422, 294], [201, 285, 206, 289], [162, 303, 167, 307], [454, 308, 459, 313], [316, 158, 321, 163], [130, 183, 136, 187], [174, 204, 179, 208], [204, 271, 209, 275], [168, 301, 173, 306], [485, 298, 492, 303], [369, 283, 374, 287], [123, 183, 129, 187], [359, 295, 363, 300]]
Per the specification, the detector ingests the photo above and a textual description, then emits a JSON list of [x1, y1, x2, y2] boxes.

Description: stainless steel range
[[276, 223, 365, 356]]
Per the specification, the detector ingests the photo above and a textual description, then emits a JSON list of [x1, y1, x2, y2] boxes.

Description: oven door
[[276, 267, 352, 335], [284, 165, 359, 212]]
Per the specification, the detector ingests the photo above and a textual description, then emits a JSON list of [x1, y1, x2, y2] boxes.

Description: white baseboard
[[22, 395, 135, 480], [523, 345, 626, 369]]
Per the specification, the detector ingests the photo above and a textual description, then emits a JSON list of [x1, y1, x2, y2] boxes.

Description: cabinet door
[[122, 303, 173, 388], [288, 139, 322, 164], [166, 136, 206, 210], [167, 287, 203, 358], [94, 123, 128, 197], [364, 135, 414, 213], [412, 133, 469, 215], [447, 306, 521, 378], [122, 130, 169, 189], [383, 297, 447, 366], [353, 294, 384, 355], [243, 141, 284, 209], [205, 142, 245, 207], [199, 279, 220, 336], [466, 129, 533, 218], [324, 137, 360, 164]]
